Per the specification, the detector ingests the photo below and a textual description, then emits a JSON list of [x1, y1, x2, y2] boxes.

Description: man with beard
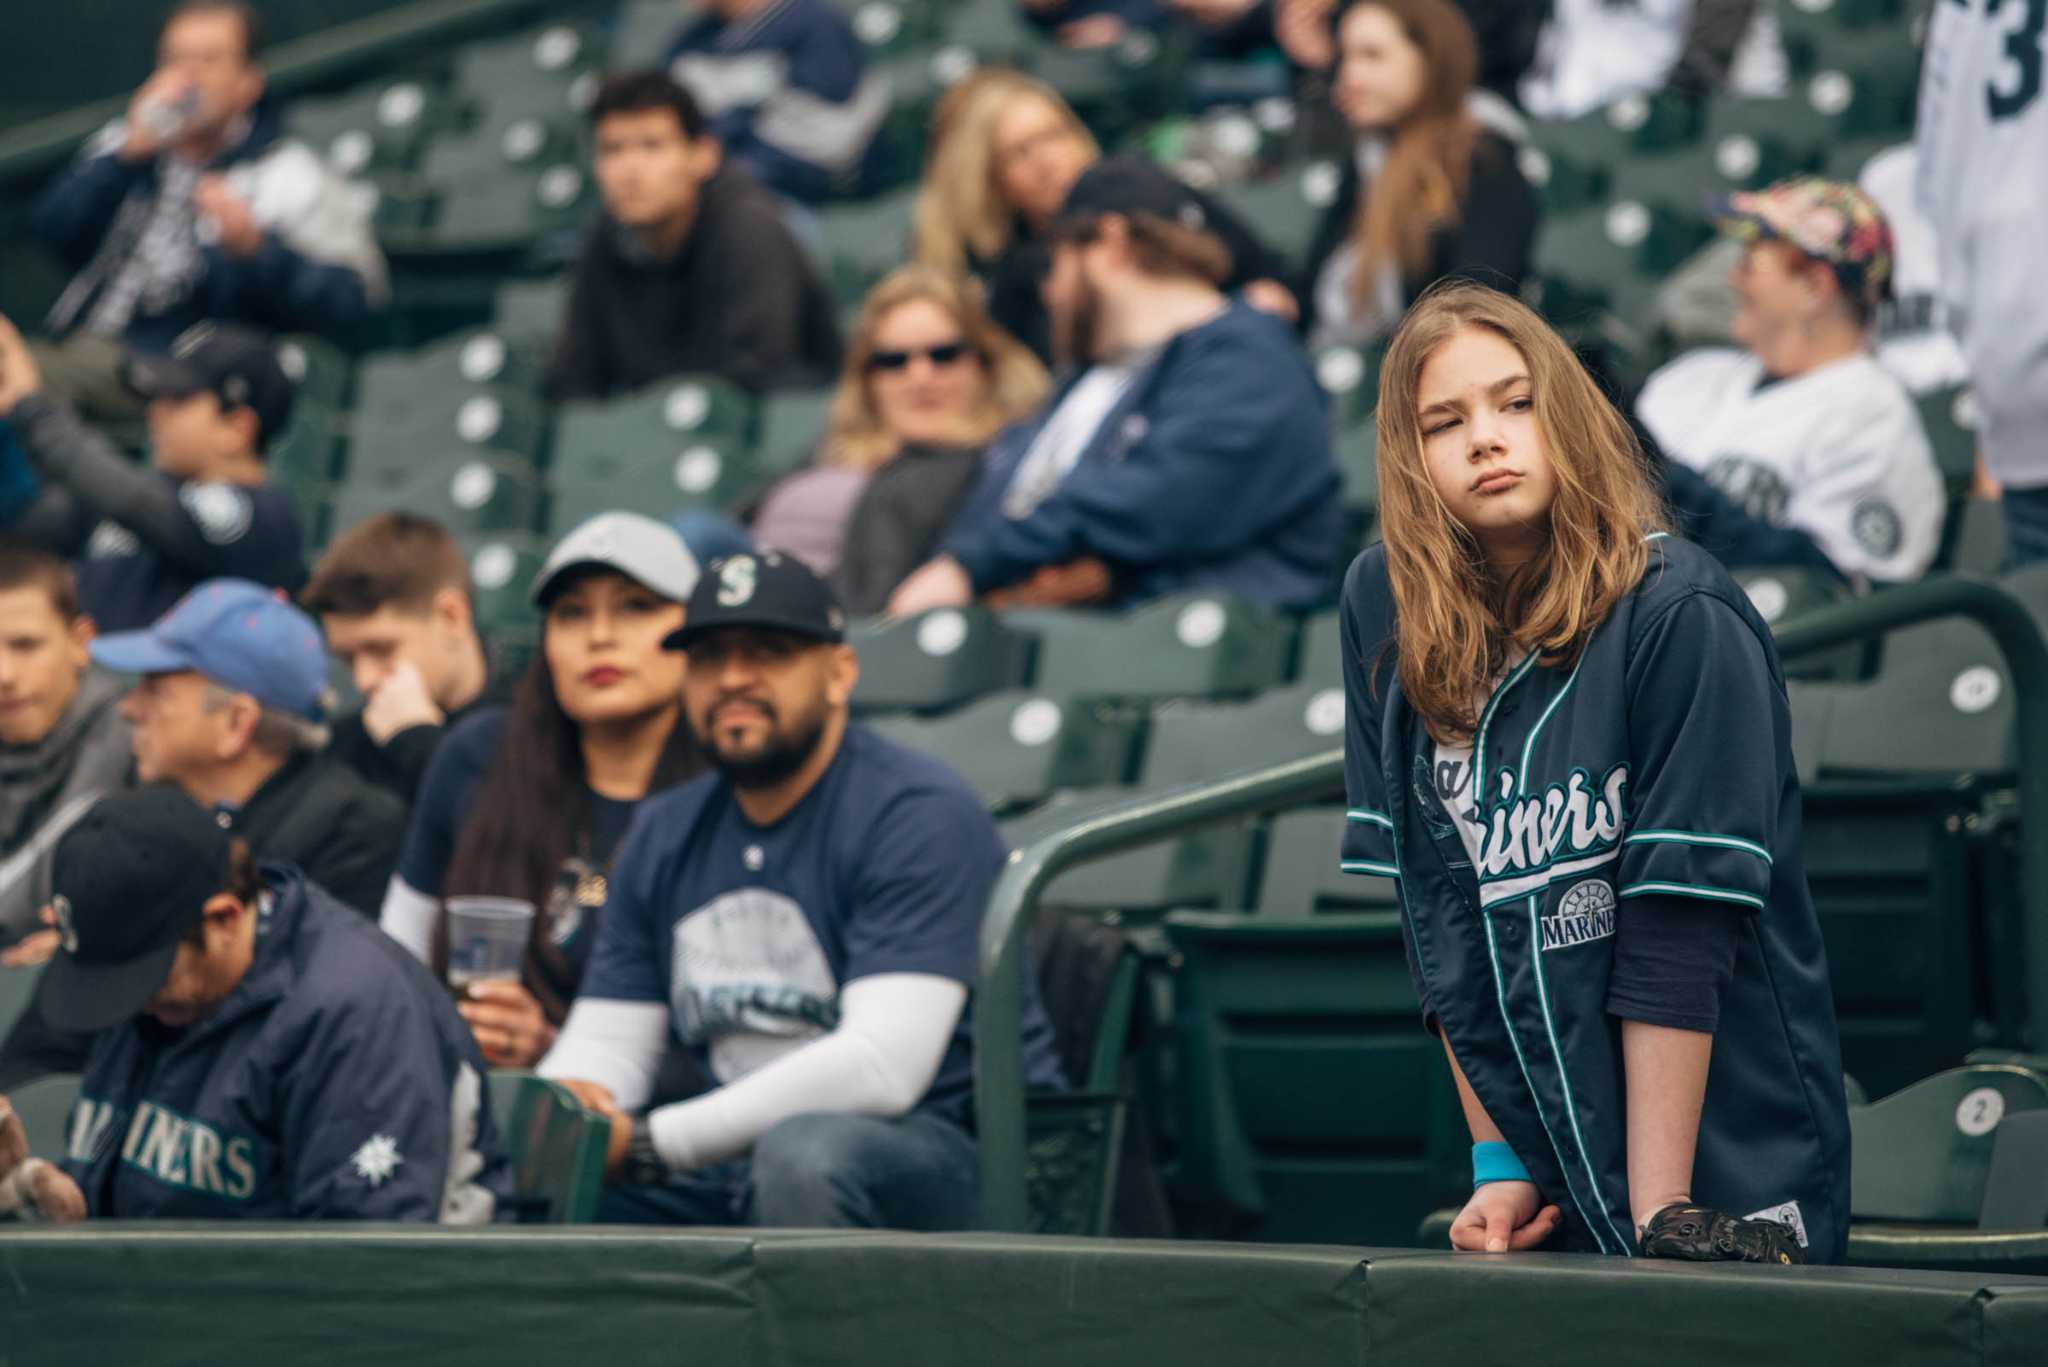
[[887, 156, 1340, 614], [538, 551, 1065, 1228]]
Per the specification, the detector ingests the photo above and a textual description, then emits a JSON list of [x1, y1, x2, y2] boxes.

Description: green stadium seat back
[[8, 1072, 79, 1162], [546, 436, 757, 536], [422, 160, 594, 253], [938, 0, 1043, 66], [1947, 496, 2006, 576], [493, 274, 570, 350], [1311, 343, 1383, 430], [487, 1070, 611, 1223], [467, 535, 548, 637], [1139, 684, 1345, 789], [1733, 565, 1859, 680], [331, 453, 543, 541], [755, 387, 835, 477], [866, 690, 1137, 812], [355, 330, 541, 417], [553, 375, 757, 455], [452, 24, 599, 123], [1817, 617, 2013, 779], [613, 0, 685, 64], [849, 608, 1034, 715], [0, 966, 39, 1044], [284, 77, 447, 177], [863, 48, 951, 192], [1258, 809, 1401, 914], [1333, 411, 1379, 529], [1209, 160, 1339, 280], [1918, 385, 1981, 499], [266, 402, 338, 542], [833, 0, 944, 58], [1783, 679, 1837, 786], [1528, 204, 1660, 340], [1295, 608, 1344, 689], [1850, 1063, 2048, 1224], [1513, 138, 1611, 215], [814, 187, 919, 311], [420, 111, 583, 189], [347, 385, 548, 480], [1803, 781, 1980, 1098], [1161, 912, 1467, 1244], [273, 336, 352, 411], [1026, 594, 1295, 702], [1032, 33, 1184, 142], [1002, 787, 1253, 922]]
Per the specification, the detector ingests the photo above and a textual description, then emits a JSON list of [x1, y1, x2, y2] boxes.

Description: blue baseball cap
[[91, 579, 331, 722]]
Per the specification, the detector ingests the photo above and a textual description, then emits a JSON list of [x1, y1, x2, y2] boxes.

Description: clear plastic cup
[[444, 896, 535, 995]]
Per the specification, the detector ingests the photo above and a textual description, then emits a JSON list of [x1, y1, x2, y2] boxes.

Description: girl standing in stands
[[747, 266, 1050, 614], [913, 69, 1294, 362], [1300, 0, 1539, 347], [1338, 282, 1849, 1262], [379, 513, 706, 1073]]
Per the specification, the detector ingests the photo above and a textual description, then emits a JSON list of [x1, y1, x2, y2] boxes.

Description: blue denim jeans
[[596, 1110, 982, 1230], [2004, 487, 2048, 570]]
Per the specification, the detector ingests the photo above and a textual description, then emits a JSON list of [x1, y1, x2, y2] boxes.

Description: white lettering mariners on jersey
[[85, 1099, 260, 1200], [1475, 763, 1629, 906]]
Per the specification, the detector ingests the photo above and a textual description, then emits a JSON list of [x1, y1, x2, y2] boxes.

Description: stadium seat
[[487, 1070, 611, 1224], [1731, 566, 1848, 630], [265, 397, 340, 544], [1003, 784, 1253, 924], [813, 187, 919, 312], [415, 160, 595, 254], [1946, 496, 2007, 576], [1026, 595, 1295, 702], [8, 1071, 78, 1162], [1311, 343, 1382, 430], [546, 438, 757, 537], [1140, 684, 1345, 788], [755, 387, 835, 476], [492, 275, 570, 351], [354, 329, 542, 420], [611, 0, 684, 65], [1333, 411, 1379, 535], [1161, 911, 1467, 1244], [1294, 608, 1344, 688], [1817, 616, 2013, 780], [553, 375, 756, 453], [451, 23, 599, 123], [273, 336, 352, 412], [1846, 1063, 2048, 1271], [347, 384, 549, 483], [849, 608, 1035, 715], [0, 966, 38, 1044], [1918, 385, 1981, 501], [284, 76, 448, 177], [331, 454, 544, 542], [937, 0, 1043, 67], [467, 535, 548, 638], [1258, 808, 1401, 914], [866, 690, 1138, 813], [1208, 160, 1340, 280], [1024, 923, 1141, 1235]]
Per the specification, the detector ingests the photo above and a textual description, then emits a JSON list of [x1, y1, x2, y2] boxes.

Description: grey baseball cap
[[530, 511, 702, 605]]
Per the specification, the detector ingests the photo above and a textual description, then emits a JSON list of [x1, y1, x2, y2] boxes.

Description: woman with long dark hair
[[380, 512, 705, 1068], [1339, 282, 1848, 1261]]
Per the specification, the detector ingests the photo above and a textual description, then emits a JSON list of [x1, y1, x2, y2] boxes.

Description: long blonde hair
[[1375, 283, 1667, 741], [823, 265, 1050, 473], [1345, 0, 1480, 298], [913, 70, 1099, 277]]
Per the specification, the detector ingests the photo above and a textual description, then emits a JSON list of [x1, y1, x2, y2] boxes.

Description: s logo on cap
[[717, 556, 757, 608], [51, 894, 79, 954]]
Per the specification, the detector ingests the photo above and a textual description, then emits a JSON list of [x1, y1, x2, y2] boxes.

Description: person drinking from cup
[[0, 786, 511, 1222], [379, 513, 708, 1073]]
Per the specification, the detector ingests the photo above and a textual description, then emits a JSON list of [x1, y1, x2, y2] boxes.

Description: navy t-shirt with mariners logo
[[579, 724, 1067, 1125], [79, 472, 305, 632]]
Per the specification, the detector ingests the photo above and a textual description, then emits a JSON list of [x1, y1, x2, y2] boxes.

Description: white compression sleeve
[[645, 973, 967, 1172], [378, 876, 439, 964], [536, 998, 670, 1112]]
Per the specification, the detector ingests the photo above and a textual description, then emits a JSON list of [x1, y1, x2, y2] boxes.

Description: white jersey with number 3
[[1918, 0, 2048, 488], [1638, 349, 1944, 583]]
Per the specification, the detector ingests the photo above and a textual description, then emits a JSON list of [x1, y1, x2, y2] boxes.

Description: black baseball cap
[[664, 550, 848, 652], [125, 322, 297, 453], [40, 787, 239, 1034], [1054, 155, 1213, 237]]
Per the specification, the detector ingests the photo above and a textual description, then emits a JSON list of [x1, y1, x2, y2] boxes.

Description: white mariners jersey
[[1637, 349, 1943, 582], [1918, 0, 2048, 487], [1857, 144, 1970, 395]]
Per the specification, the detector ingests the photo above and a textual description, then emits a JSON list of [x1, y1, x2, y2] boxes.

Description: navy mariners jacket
[[58, 866, 513, 1222], [1338, 534, 1851, 1260], [944, 300, 1342, 611]]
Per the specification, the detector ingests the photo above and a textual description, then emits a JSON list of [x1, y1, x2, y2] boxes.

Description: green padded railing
[[974, 573, 2048, 1233]]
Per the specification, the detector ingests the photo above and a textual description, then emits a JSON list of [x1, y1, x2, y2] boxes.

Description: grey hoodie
[[0, 669, 133, 945]]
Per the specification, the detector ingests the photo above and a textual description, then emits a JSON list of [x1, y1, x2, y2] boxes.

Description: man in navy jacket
[[0, 787, 511, 1223], [888, 157, 1341, 616]]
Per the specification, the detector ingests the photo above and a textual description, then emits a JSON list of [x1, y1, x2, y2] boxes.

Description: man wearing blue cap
[[0, 786, 512, 1223], [0, 579, 406, 1086]]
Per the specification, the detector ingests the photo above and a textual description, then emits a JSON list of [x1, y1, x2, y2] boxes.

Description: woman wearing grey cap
[[378, 513, 707, 1073]]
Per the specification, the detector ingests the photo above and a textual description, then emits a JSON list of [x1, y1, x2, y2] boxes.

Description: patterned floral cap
[[1715, 176, 1895, 310]]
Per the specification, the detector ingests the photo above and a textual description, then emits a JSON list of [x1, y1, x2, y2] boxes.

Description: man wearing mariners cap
[[1638, 175, 1945, 587], [0, 579, 406, 1085], [0, 315, 305, 633], [0, 786, 512, 1223], [540, 550, 1067, 1228]]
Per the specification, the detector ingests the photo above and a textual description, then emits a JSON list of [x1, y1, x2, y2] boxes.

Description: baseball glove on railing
[[1638, 1203, 1806, 1264]]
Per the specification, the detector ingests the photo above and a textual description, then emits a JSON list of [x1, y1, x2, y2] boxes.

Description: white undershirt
[[1431, 651, 1525, 870]]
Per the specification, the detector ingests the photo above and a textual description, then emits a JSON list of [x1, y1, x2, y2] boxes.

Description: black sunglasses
[[866, 341, 973, 372]]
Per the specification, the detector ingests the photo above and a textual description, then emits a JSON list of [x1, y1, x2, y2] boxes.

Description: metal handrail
[[972, 574, 2048, 1232]]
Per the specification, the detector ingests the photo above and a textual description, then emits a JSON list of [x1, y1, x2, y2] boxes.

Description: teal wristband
[[1471, 1141, 1530, 1189]]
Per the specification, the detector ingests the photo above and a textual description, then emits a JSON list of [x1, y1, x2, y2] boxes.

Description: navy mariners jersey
[[579, 725, 1066, 1127], [1338, 534, 1851, 1260], [61, 867, 513, 1222]]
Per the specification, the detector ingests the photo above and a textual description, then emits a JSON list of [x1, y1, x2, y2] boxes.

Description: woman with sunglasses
[[748, 266, 1050, 615]]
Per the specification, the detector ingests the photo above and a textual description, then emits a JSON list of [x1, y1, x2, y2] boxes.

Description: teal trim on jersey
[[1519, 653, 1587, 783], [1346, 809, 1395, 830], [1339, 859, 1400, 878], [1481, 912, 1608, 1254], [1527, 892, 1636, 1256], [1621, 831, 1773, 865], [1473, 653, 1541, 815], [1619, 880, 1767, 911], [1644, 531, 1670, 541]]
